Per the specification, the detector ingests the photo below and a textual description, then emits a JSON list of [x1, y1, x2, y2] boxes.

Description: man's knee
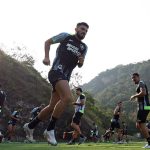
[[136, 122, 141, 129], [71, 122, 74, 127]]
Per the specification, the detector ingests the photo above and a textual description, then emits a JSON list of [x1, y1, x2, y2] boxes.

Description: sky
[[0, 0, 150, 85]]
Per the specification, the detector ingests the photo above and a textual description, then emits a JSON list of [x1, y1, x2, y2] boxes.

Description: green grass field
[[0, 142, 148, 150]]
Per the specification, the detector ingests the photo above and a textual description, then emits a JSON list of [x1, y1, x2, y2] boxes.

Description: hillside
[[0, 49, 115, 141], [83, 60, 150, 118]]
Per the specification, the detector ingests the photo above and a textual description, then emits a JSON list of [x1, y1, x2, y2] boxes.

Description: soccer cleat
[[43, 130, 57, 146], [143, 144, 150, 148], [78, 136, 87, 145], [23, 123, 35, 142]]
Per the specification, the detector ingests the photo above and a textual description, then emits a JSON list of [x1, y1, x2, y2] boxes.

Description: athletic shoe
[[78, 136, 87, 145], [43, 130, 57, 146], [67, 140, 75, 145], [117, 141, 124, 144], [23, 123, 35, 142], [143, 144, 150, 148]]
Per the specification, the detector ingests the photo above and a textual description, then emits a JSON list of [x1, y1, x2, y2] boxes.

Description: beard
[[76, 32, 85, 40]]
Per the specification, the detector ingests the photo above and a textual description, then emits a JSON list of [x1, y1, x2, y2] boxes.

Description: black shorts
[[123, 129, 127, 135], [72, 112, 83, 125], [110, 119, 120, 131], [137, 110, 149, 123], [48, 70, 69, 92], [0, 110, 2, 119], [8, 120, 17, 126]]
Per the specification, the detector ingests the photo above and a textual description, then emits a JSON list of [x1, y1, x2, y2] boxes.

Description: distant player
[[30, 104, 45, 121], [130, 73, 150, 148], [90, 122, 99, 142], [146, 121, 150, 135], [6, 107, 22, 142], [0, 84, 9, 124], [103, 102, 122, 143], [69, 87, 87, 145]]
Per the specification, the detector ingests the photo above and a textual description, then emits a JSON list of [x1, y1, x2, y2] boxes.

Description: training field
[[0, 142, 147, 150]]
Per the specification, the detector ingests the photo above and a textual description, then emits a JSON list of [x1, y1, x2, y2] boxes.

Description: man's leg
[[71, 123, 82, 135], [7, 124, 12, 141], [45, 80, 73, 145], [136, 110, 150, 148], [24, 92, 60, 141], [139, 123, 150, 143]]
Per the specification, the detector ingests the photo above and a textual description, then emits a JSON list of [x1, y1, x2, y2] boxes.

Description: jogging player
[[0, 84, 9, 124], [23, 22, 89, 146], [30, 104, 45, 121], [130, 73, 150, 148], [68, 87, 86, 145], [6, 107, 22, 142], [103, 102, 122, 143]]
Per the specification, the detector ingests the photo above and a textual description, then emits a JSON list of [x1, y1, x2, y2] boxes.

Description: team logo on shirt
[[57, 65, 62, 70], [80, 44, 84, 50], [66, 43, 81, 56]]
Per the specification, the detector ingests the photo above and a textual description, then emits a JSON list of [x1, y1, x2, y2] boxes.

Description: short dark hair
[[132, 73, 140, 77], [118, 101, 122, 104], [76, 87, 83, 93], [77, 22, 89, 28]]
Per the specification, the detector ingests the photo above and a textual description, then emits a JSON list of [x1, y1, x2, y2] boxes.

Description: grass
[[0, 142, 148, 150]]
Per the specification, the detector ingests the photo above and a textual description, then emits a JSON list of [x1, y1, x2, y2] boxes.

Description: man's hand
[[72, 102, 76, 105], [78, 56, 84, 68], [130, 95, 136, 101], [43, 57, 50, 66]]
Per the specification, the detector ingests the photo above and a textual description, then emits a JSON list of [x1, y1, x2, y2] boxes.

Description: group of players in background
[[0, 22, 150, 148]]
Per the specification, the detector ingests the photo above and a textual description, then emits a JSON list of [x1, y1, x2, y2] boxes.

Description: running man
[[6, 107, 22, 142], [30, 104, 45, 121], [68, 87, 86, 145], [24, 22, 89, 146], [103, 102, 122, 142], [0, 84, 9, 124], [130, 73, 150, 148]]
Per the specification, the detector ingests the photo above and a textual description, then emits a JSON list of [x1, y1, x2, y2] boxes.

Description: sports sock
[[47, 116, 57, 131], [80, 134, 84, 138], [28, 117, 41, 129], [147, 137, 150, 145]]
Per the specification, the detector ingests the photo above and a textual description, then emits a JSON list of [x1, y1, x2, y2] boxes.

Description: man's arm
[[3, 100, 9, 112], [73, 95, 85, 106], [130, 83, 146, 101], [114, 106, 120, 115], [43, 38, 53, 66], [73, 101, 84, 106], [77, 44, 88, 68], [77, 56, 84, 68], [43, 32, 70, 66]]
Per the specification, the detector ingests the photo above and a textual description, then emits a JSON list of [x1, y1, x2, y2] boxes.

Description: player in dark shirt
[[30, 104, 45, 121], [24, 22, 89, 145], [0, 84, 9, 124], [130, 73, 150, 148], [6, 107, 22, 142], [103, 102, 122, 143]]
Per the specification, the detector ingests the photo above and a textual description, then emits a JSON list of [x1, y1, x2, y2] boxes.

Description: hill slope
[[0, 50, 115, 140], [83, 60, 150, 116]]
